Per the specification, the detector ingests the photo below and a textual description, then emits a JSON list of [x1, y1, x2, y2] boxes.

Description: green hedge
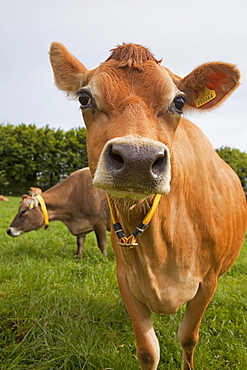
[[0, 123, 88, 195]]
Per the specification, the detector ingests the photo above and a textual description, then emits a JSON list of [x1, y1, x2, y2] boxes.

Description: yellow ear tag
[[29, 203, 34, 209], [195, 86, 216, 108]]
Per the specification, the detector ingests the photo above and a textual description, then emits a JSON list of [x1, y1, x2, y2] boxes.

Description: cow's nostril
[[152, 151, 167, 178], [6, 229, 11, 236], [112, 152, 124, 165], [107, 144, 125, 171]]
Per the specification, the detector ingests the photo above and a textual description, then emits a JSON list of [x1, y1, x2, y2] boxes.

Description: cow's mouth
[[105, 187, 151, 200]]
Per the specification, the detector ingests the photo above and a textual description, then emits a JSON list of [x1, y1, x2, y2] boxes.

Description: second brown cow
[[7, 168, 110, 259]]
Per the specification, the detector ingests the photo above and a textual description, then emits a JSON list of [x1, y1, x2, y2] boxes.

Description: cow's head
[[50, 43, 240, 200], [7, 195, 44, 236]]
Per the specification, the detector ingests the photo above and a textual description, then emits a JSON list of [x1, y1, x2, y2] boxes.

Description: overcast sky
[[1, 0, 246, 151]]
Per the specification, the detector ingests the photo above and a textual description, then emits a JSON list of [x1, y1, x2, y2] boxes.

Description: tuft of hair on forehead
[[106, 43, 161, 70]]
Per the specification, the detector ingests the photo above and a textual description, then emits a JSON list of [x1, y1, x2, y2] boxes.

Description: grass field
[[0, 197, 246, 369]]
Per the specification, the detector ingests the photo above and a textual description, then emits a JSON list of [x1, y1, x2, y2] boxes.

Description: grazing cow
[[28, 186, 42, 197], [49, 42, 247, 370], [7, 168, 110, 259], [0, 195, 9, 201]]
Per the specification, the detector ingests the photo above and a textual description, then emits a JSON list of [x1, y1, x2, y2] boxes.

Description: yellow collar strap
[[106, 193, 161, 249], [36, 194, 49, 229]]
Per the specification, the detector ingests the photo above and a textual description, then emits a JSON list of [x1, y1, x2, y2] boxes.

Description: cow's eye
[[173, 95, 187, 114], [20, 209, 27, 215], [77, 88, 96, 111]]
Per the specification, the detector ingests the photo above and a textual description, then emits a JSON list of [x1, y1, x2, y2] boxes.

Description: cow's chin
[[96, 183, 170, 202], [105, 187, 152, 201]]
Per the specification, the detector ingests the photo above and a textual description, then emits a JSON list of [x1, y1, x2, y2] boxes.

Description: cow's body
[[7, 168, 110, 259], [49, 43, 247, 369], [28, 187, 42, 197], [0, 195, 9, 201]]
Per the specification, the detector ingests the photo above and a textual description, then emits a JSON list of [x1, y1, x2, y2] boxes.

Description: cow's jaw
[[93, 136, 171, 199]]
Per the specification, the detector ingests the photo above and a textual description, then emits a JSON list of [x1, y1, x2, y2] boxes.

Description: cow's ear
[[49, 42, 89, 94], [178, 62, 240, 110]]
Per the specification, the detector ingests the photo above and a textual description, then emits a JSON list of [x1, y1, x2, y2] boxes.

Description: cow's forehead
[[88, 61, 178, 111], [21, 197, 38, 208]]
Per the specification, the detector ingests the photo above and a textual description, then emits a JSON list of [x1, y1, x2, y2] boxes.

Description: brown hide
[[49, 42, 247, 370], [7, 168, 110, 259], [28, 187, 42, 197], [0, 195, 9, 201]]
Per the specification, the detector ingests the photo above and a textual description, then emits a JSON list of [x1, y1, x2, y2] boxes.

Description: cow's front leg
[[94, 224, 108, 259], [178, 272, 217, 370], [116, 264, 160, 370], [76, 235, 85, 259]]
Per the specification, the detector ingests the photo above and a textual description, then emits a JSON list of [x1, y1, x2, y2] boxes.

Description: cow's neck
[[110, 196, 160, 249], [107, 193, 161, 249], [41, 185, 72, 223]]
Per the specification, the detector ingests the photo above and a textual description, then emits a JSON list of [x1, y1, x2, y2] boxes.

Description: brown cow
[[0, 195, 9, 201], [7, 168, 110, 259], [49, 42, 247, 370], [28, 187, 42, 197]]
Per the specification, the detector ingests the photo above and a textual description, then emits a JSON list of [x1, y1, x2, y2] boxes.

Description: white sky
[[1, 0, 246, 151]]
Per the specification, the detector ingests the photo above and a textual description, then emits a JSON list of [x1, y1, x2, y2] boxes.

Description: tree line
[[0, 123, 87, 195], [0, 123, 246, 196], [216, 146, 247, 194]]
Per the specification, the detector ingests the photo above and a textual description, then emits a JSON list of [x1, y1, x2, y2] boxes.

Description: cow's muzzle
[[93, 136, 171, 198], [7, 227, 21, 237]]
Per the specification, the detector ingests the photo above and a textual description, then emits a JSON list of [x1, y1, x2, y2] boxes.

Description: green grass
[[0, 197, 246, 369]]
